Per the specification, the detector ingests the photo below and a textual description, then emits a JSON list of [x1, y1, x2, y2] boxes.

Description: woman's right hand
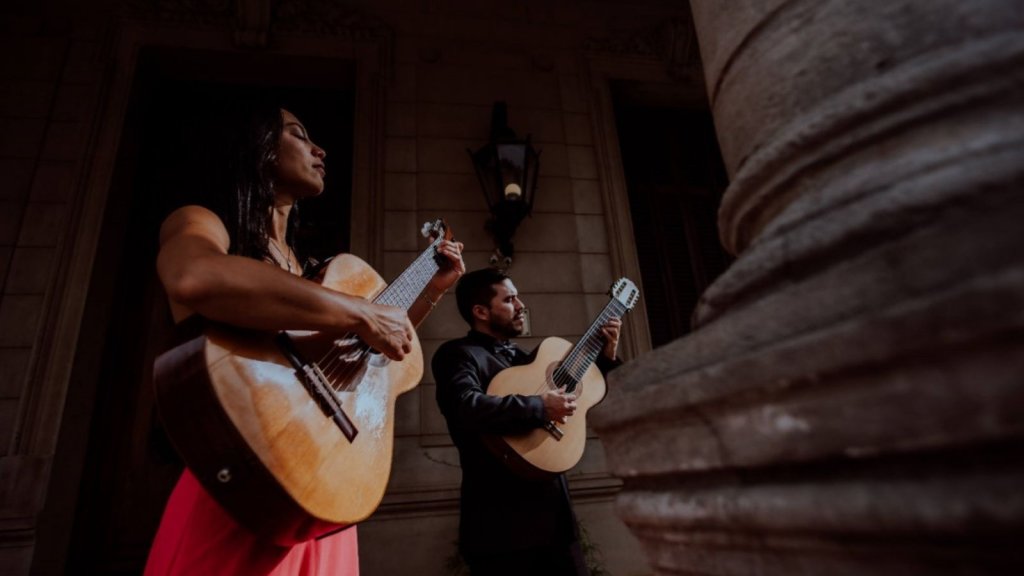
[[355, 301, 416, 361]]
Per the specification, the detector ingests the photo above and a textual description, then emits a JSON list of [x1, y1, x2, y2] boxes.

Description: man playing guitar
[[431, 268, 621, 576]]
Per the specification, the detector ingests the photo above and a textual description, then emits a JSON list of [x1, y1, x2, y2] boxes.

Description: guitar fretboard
[[553, 298, 628, 390], [372, 235, 444, 311]]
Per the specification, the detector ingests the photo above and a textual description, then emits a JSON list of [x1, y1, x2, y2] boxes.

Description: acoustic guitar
[[484, 278, 640, 479], [154, 220, 452, 545]]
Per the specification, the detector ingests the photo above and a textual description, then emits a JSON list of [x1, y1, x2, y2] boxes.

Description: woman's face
[[274, 109, 327, 200]]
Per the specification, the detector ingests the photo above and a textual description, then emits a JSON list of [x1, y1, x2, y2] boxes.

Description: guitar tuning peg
[[420, 221, 434, 238]]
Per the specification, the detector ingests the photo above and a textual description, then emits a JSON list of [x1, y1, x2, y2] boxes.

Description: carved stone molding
[[272, 0, 392, 41], [234, 0, 272, 48], [271, 0, 395, 71], [117, 0, 394, 55], [119, 0, 233, 27], [584, 17, 703, 80]]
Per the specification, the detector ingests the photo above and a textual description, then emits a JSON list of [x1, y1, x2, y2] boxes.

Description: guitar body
[[483, 337, 607, 479], [154, 253, 423, 545]]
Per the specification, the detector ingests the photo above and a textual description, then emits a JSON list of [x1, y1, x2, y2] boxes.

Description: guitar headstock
[[609, 278, 640, 312], [420, 219, 453, 243]]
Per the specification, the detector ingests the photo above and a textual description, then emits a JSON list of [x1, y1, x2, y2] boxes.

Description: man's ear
[[471, 303, 489, 324]]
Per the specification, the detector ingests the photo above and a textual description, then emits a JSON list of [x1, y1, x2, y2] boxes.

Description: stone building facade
[[0, 1, 692, 574], [2, 0, 1021, 575]]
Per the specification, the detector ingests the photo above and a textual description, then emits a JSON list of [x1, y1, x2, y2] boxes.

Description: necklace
[[269, 240, 294, 273]]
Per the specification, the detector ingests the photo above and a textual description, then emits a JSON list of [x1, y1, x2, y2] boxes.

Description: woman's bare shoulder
[[159, 205, 230, 250]]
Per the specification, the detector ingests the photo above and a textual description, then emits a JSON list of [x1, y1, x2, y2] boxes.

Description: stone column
[[592, 1, 1024, 574]]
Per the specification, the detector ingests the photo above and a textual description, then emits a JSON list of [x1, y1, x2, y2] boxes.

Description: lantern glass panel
[[497, 143, 526, 170], [497, 143, 526, 200]]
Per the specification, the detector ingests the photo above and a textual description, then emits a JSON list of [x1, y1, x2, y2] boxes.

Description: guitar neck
[[554, 298, 628, 387], [371, 237, 443, 311]]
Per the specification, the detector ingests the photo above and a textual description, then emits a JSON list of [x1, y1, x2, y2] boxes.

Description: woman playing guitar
[[146, 103, 464, 575]]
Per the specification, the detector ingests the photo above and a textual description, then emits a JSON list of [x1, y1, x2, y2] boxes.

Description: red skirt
[[145, 470, 359, 575]]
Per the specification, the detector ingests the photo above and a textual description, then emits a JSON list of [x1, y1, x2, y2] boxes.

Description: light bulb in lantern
[[504, 182, 522, 200]]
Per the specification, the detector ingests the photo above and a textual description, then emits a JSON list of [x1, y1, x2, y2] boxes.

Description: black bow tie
[[493, 340, 518, 362]]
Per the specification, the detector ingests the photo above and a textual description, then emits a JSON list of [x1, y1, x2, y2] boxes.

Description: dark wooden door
[[613, 89, 732, 347]]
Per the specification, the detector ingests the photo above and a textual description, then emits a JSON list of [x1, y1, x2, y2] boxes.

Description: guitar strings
[[321, 247, 439, 389], [321, 272, 434, 390], [547, 299, 628, 399], [325, 259, 434, 389], [316, 240, 439, 378], [520, 297, 629, 398], [313, 236, 445, 392], [304, 237, 628, 418]]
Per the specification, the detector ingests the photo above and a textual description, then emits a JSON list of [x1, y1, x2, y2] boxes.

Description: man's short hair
[[455, 268, 510, 326]]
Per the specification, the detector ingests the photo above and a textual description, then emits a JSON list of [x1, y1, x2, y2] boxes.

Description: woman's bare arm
[[156, 205, 414, 360]]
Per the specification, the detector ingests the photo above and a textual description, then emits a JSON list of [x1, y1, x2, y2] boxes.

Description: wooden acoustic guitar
[[153, 220, 452, 545], [484, 278, 640, 479]]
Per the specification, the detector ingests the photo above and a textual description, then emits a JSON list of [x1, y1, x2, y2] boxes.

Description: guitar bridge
[[275, 332, 359, 442]]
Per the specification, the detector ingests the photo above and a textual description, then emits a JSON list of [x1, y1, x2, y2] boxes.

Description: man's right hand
[[541, 389, 577, 424], [355, 301, 415, 361]]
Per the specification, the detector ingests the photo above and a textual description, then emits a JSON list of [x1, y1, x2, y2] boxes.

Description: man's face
[[482, 279, 525, 339]]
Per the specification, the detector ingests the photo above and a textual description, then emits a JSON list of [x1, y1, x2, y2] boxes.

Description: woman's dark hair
[[194, 100, 301, 264], [455, 268, 511, 325], [220, 102, 293, 262]]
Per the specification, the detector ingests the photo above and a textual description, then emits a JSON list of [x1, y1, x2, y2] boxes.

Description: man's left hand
[[600, 318, 622, 360]]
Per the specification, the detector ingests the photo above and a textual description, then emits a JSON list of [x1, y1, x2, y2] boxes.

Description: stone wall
[[0, 9, 108, 573], [344, 4, 680, 573]]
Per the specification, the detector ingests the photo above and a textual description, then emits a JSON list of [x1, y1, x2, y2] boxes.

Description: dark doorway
[[612, 80, 732, 348], [43, 47, 355, 575]]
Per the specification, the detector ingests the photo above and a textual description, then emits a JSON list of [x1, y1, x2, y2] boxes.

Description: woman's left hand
[[429, 239, 465, 294]]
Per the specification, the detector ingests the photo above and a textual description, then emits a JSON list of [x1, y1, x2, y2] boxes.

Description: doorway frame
[[584, 58, 697, 358], [25, 15, 392, 573]]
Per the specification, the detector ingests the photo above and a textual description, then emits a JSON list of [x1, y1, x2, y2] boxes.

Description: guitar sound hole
[[328, 337, 372, 390], [287, 333, 372, 392]]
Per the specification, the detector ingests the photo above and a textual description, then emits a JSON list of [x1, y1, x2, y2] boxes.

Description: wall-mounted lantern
[[467, 101, 541, 268]]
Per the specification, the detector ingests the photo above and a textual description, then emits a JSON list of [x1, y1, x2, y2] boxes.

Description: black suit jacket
[[432, 330, 619, 558]]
